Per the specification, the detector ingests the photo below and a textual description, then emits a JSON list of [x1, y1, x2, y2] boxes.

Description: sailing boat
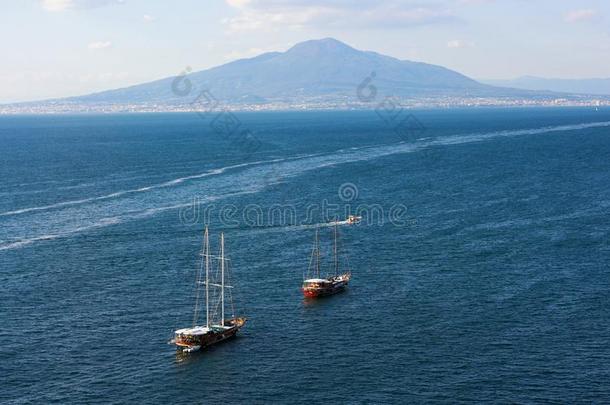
[[173, 227, 246, 353], [301, 225, 351, 298]]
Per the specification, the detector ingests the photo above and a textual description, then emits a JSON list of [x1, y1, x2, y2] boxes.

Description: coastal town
[[2, 95, 609, 114]]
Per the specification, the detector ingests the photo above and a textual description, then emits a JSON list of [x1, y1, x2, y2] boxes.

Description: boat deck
[[175, 325, 231, 335]]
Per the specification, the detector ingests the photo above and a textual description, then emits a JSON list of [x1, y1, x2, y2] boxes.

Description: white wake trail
[[0, 157, 293, 217], [1, 120, 608, 251]]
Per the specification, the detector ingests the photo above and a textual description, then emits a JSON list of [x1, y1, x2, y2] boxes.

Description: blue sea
[[1, 108, 610, 403]]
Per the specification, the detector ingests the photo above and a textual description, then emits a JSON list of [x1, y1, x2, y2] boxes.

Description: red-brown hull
[[302, 281, 348, 298]]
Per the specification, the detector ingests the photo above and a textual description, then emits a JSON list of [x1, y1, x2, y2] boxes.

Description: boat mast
[[315, 228, 321, 278], [193, 227, 206, 327], [205, 226, 210, 328], [333, 225, 338, 276], [221, 232, 225, 327]]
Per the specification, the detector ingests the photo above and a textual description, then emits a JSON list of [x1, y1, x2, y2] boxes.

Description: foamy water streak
[[1, 120, 608, 251], [431, 121, 610, 146], [0, 217, 122, 251], [0, 192, 256, 251], [0, 157, 292, 217]]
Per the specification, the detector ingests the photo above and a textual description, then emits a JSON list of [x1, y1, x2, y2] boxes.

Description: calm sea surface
[[1, 108, 610, 403]]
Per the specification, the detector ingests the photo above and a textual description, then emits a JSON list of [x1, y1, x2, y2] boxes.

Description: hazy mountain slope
[[66, 38, 504, 105], [8, 38, 596, 112], [483, 76, 610, 96]]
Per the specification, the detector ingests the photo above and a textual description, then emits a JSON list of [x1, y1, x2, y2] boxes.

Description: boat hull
[[175, 318, 246, 352], [302, 280, 348, 298]]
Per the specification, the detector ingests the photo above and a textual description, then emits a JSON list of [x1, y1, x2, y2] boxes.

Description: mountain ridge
[[3, 38, 609, 112], [22, 38, 494, 105]]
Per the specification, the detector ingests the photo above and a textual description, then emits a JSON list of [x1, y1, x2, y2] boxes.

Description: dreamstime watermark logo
[[172, 66, 193, 97], [338, 182, 358, 202], [356, 71, 444, 187], [357, 71, 427, 143], [171, 66, 262, 160], [178, 183, 415, 228]]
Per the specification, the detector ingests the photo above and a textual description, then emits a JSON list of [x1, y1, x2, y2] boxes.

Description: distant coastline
[[2, 96, 609, 115]]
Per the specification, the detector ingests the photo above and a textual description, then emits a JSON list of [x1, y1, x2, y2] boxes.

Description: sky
[[1, 0, 609, 103]]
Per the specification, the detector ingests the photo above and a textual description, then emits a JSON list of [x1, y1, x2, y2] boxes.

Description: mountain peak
[[286, 38, 356, 55]]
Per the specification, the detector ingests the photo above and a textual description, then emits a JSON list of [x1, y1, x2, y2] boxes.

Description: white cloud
[[40, 0, 125, 12], [226, 0, 251, 7], [564, 9, 598, 23], [457, 0, 493, 4], [88, 41, 112, 49], [41, 0, 73, 11], [143, 14, 156, 22], [447, 39, 474, 48], [223, 0, 456, 32]]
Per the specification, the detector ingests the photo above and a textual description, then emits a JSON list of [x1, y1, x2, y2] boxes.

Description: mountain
[[4, 38, 608, 112], [483, 76, 610, 96], [68, 38, 495, 105]]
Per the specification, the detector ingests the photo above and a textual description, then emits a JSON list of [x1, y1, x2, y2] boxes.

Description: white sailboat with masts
[[173, 227, 246, 353], [301, 225, 351, 298]]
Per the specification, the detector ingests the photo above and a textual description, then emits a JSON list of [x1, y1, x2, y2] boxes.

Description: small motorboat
[[346, 215, 362, 225]]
